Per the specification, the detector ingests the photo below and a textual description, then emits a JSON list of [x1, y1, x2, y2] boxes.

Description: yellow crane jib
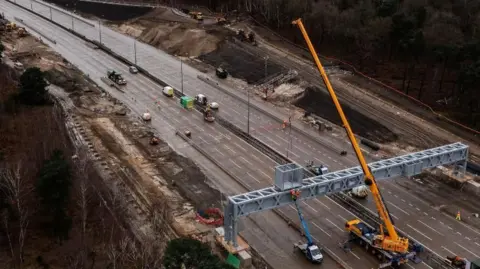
[[291, 18, 409, 254]]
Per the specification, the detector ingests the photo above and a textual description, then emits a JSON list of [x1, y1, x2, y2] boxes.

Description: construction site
[[0, 0, 480, 269]]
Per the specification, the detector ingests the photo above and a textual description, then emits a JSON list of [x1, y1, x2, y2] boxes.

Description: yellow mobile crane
[[292, 19, 422, 268]]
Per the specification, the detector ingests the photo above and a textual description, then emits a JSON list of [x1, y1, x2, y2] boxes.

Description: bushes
[[18, 67, 49, 106], [163, 238, 235, 269]]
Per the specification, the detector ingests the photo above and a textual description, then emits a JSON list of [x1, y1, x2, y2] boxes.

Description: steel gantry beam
[[223, 142, 469, 246]]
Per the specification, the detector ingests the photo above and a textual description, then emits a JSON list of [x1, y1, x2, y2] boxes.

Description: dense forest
[[184, 0, 480, 129]]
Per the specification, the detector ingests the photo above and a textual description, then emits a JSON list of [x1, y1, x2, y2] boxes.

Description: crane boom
[[292, 18, 409, 253]]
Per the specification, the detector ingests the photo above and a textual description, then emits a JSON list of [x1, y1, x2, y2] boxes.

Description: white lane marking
[[401, 199, 406, 202], [240, 156, 253, 166], [405, 263, 415, 269], [390, 213, 399, 220], [415, 207, 421, 211], [325, 218, 344, 232], [265, 136, 280, 146], [422, 261, 434, 269], [465, 237, 471, 241], [314, 199, 330, 210], [417, 220, 444, 236], [423, 212, 428, 216], [289, 204, 297, 211], [198, 136, 209, 145], [442, 246, 456, 255], [456, 232, 462, 235], [229, 159, 241, 169], [431, 217, 436, 220], [455, 242, 479, 257], [214, 148, 224, 156], [323, 247, 350, 267], [302, 201, 318, 213], [246, 172, 260, 183], [387, 201, 410, 215], [337, 215, 348, 222], [447, 226, 453, 230], [312, 222, 331, 238], [475, 242, 480, 247], [233, 142, 247, 152], [224, 145, 236, 154], [209, 133, 219, 142], [406, 224, 432, 240], [260, 171, 271, 180], [350, 251, 360, 260]]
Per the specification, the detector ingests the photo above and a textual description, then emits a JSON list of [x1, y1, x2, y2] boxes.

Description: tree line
[[185, 0, 480, 129]]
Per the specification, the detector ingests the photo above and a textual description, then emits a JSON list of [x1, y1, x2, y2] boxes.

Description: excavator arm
[[292, 18, 408, 253]]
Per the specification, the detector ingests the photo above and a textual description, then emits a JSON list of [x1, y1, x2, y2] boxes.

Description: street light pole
[[30, 1, 33, 10], [98, 20, 102, 43], [71, 15, 74, 30], [264, 56, 269, 81], [180, 58, 184, 94], [49, 7, 52, 20], [134, 39, 137, 65], [247, 87, 250, 134]]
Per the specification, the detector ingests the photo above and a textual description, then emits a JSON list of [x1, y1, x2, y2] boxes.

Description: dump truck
[[107, 70, 126, 85]]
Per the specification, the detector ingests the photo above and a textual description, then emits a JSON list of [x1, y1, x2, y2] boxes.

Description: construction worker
[[290, 189, 300, 201], [282, 119, 288, 129], [456, 211, 461, 221]]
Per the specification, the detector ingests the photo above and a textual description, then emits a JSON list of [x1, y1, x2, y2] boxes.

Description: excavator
[[292, 18, 423, 268]]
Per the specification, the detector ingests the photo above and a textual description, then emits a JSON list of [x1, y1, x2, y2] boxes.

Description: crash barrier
[[360, 139, 380, 151], [14, 16, 56, 44], [33, 0, 96, 27], [467, 161, 480, 174], [197, 75, 346, 155], [195, 208, 223, 226]]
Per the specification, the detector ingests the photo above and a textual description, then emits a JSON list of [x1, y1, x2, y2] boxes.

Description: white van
[[162, 86, 174, 97]]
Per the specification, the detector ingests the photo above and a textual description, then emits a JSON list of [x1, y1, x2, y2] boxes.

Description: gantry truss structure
[[224, 142, 469, 246]]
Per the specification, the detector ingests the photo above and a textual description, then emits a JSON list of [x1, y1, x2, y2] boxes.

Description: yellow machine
[[189, 11, 204, 21], [6, 22, 16, 31], [292, 18, 421, 268]]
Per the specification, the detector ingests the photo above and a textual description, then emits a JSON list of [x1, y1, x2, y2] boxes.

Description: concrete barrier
[[33, 0, 96, 27]]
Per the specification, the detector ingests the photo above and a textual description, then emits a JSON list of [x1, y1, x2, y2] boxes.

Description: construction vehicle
[[195, 94, 208, 106], [444, 256, 480, 269], [216, 67, 228, 79], [293, 18, 422, 268], [17, 27, 26, 37], [216, 17, 227, 25], [204, 106, 215, 122], [149, 136, 159, 145], [6, 22, 16, 31], [237, 30, 257, 45], [290, 189, 323, 263], [305, 161, 328, 175], [188, 11, 204, 21], [107, 70, 126, 85]]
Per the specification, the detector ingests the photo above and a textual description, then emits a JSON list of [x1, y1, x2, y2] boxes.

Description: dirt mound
[[139, 24, 221, 57], [199, 40, 285, 84], [295, 86, 398, 143]]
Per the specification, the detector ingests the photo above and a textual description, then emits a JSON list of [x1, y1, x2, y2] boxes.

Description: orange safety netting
[[196, 208, 224, 226]]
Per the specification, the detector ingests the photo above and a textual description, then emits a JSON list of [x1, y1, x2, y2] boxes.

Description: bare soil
[[294, 86, 398, 143], [0, 25, 228, 268]]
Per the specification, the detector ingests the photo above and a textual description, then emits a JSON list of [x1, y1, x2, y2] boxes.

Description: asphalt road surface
[[2, 0, 479, 266]]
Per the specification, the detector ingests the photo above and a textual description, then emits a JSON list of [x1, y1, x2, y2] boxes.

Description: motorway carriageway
[[4, 0, 480, 266], [0, 2, 353, 268]]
